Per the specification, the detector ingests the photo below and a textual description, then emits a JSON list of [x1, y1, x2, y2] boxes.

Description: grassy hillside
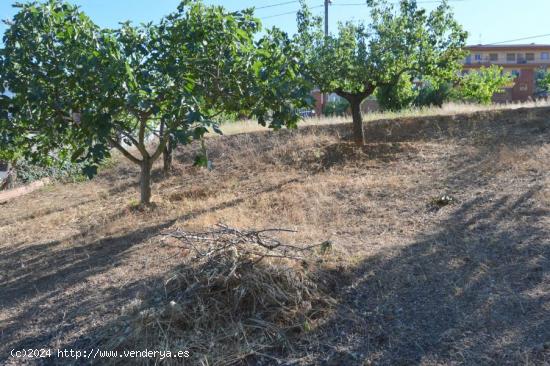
[[1, 107, 549, 365]]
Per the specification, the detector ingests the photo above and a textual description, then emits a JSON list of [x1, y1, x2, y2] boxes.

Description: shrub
[[323, 99, 350, 116], [376, 73, 418, 111], [13, 159, 86, 185], [414, 81, 452, 107], [535, 68, 550, 97], [452, 66, 514, 104]]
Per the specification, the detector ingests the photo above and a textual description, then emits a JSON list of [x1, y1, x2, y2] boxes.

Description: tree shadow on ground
[[289, 142, 418, 173], [284, 107, 548, 175], [2, 108, 548, 365], [0, 178, 302, 364], [43, 184, 548, 366], [301, 115, 550, 365], [0, 221, 174, 356], [311, 183, 549, 366], [0, 198, 97, 227]]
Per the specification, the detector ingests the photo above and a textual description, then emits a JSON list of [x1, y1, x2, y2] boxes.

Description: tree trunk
[[140, 159, 152, 205], [159, 121, 172, 176], [3, 161, 17, 189], [350, 99, 365, 146], [336, 89, 371, 146], [162, 139, 173, 176], [9, 163, 17, 189], [0, 161, 7, 190]]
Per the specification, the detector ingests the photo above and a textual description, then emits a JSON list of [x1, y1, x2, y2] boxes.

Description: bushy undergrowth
[[376, 73, 418, 111], [323, 99, 350, 116], [13, 159, 86, 185], [414, 81, 452, 107]]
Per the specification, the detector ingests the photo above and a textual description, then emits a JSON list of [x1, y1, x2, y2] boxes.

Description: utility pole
[[324, 0, 330, 36], [321, 0, 331, 116]]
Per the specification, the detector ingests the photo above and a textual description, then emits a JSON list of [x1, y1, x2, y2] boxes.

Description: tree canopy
[[376, 73, 418, 111], [297, 0, 467, 144], [0, 0, 312, 204]]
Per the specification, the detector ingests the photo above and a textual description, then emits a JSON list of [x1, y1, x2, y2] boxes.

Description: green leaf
[[193, 154, 208, 168], [70, 147, 85, 162], [82, 165, 98, 179]]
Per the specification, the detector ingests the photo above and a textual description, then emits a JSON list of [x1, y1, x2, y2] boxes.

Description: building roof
[[467, 44, 550, 51]]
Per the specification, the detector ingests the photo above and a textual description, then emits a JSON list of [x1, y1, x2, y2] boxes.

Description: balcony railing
[[464, 56, 547, 65]]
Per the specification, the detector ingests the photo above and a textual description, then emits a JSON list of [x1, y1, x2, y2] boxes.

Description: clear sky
[[1, 0, 550, 46]]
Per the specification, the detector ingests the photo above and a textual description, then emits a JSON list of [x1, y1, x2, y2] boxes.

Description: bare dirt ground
[[0, 107, 549, 365]]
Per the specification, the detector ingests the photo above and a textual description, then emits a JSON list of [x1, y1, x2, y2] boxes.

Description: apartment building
[[463, 44, 550, 102]]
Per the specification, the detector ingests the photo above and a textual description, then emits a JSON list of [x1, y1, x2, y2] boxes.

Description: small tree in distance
[[297, 0, 467, 145], [452, 66, 514, 104], [1, 0, 311, 205]]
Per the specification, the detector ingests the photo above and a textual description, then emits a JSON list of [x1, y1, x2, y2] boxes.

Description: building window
[[507, 53, 516, 62], [511, 70, 520, 77], [489, 53, 498, 61], [541, 52, 550, 60], [526, 53, 535, 61], [474, 54, 482, 61], [517, 53, 525, 62]]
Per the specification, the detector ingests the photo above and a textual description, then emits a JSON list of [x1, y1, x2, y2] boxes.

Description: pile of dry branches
[[107, 224, 335, 365]]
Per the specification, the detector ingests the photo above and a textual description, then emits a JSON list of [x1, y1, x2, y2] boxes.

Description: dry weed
[[221, 100, 550, 135], [103, 225, 336, 365], [1, 106, 548, 366]]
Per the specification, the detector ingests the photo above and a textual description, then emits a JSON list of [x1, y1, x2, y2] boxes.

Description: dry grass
[[0, 106, 549, 365], [104, 225, 336, 365], [220, 100, 550, 135]]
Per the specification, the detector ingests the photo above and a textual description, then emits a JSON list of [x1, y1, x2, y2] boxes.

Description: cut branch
[[158, 223, 329, 263]]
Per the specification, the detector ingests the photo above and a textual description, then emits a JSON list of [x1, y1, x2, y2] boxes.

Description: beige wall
[[464, 50, 550, 65]]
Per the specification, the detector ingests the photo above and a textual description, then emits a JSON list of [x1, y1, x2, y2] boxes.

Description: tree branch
[[381, 66, 420, 87], [335, 82, 375, 102], [138, 118, 146, 146], [109, 138, 142, 165], [116, 127, 141, 148], [151, 131, 170, 162], [136, 118, 151, 159]]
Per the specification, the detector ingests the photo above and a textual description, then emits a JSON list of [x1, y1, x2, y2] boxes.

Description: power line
[[261, 5, 324, 19], [332, 0, 466, 5], [255, 1, 300, 10], [487, 33, 550, 45], [261, 9, 302, 19], [257, 1, 550, 48], [258, 0, 465, 19], [325, 0, 330, 36]]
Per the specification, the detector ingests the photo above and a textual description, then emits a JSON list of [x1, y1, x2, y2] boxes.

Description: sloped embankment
[[0, 107, 548, 365]]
